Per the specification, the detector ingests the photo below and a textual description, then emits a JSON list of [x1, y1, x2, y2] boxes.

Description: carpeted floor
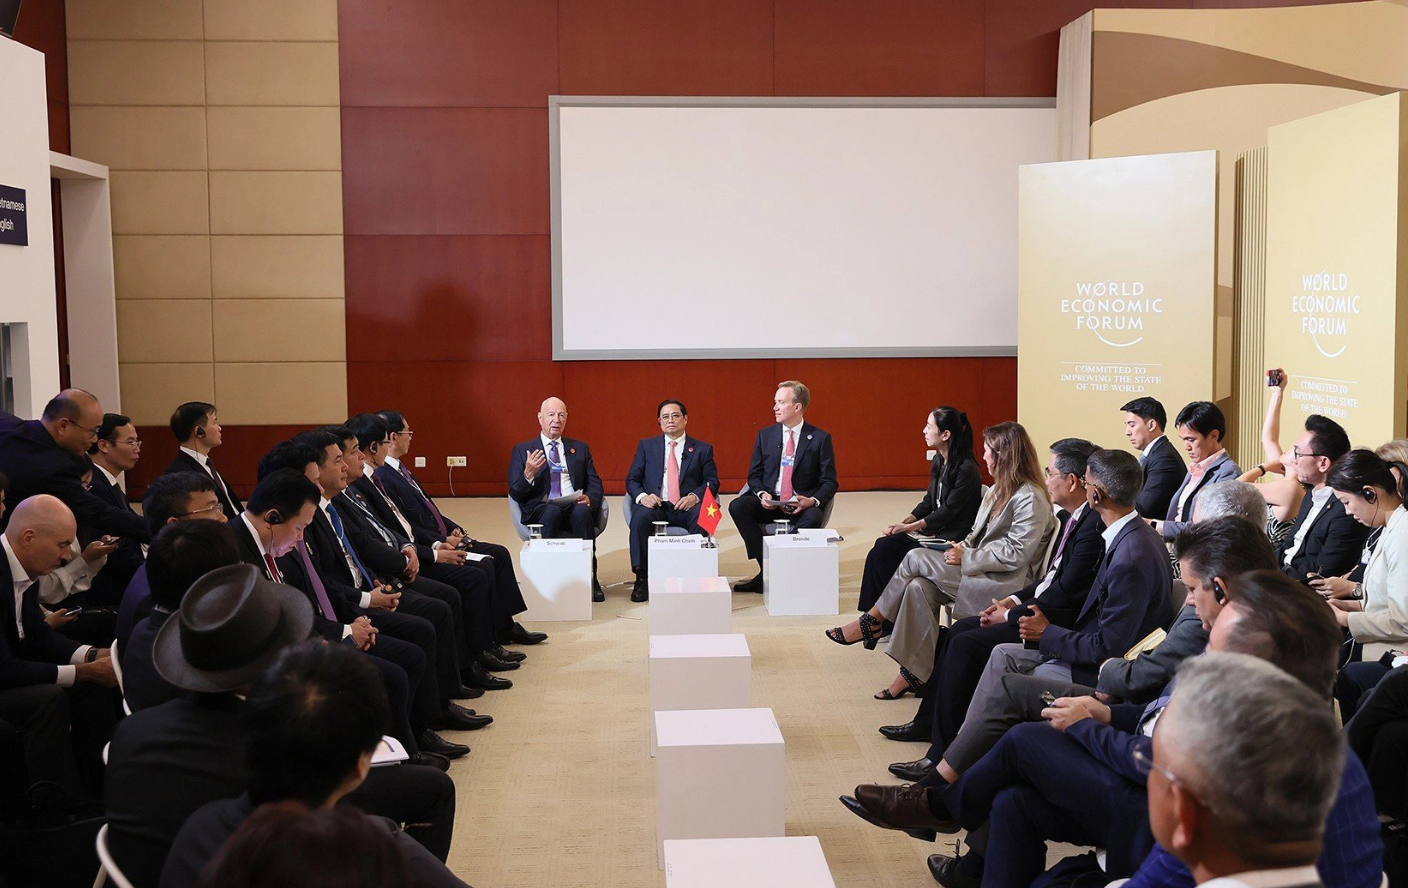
[[433, 491, 1070, 887]]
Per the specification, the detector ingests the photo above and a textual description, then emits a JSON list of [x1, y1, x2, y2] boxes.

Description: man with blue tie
[[624, 399, 720, 602]]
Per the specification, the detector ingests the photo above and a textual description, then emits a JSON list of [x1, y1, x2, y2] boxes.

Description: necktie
[[369, 475, 415, 539], [399, 463, 448, 538], [206, 458, 234, 506], [548, 441, 562, 499], [294, 539, 338, 622], [665, 441, 681, 503], [780, 430, 796, 501], [344, 491, 396, 547], [1052, 511, 1078, 564], [261, 552, 282, 583], [326, 504, 376, 588]]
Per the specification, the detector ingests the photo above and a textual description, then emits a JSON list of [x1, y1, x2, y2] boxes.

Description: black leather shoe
[[409, 751, 450, 771], [418, 730, 469, 759], [879, 720, 929, 742], [476, 650, 520, 672], [466, 661, 513, 690], [889, 757, 936, 782], [498, 622, 547, 645], [631, 576, 649, 603], [435, 703, 493, 731], [733, 572, 763, 593], [592, 581, 606, 603], [927, 854, 981, 888], [491, 643, 526, 663], [449, 683, 484, 700]]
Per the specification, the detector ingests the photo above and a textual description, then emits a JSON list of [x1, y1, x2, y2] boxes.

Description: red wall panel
[[12, 0, 69, 153], [125, 425, 310, 501]]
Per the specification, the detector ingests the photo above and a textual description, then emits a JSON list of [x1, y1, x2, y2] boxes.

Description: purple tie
[[1053, 512, 1079, 564], [295, 539, 338, 621], [399, 463, 448, 538], [548, 441, 562, 499]]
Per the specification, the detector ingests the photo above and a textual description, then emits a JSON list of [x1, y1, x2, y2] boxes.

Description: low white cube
[[664, 837, 837, 888], [763, 532, 840, 616], [648, 535, 720, 580], [518, 538, 592, 622], [649, 633, 752, 754], [649, 576, 731, 635], [655, 707, 785, 866]]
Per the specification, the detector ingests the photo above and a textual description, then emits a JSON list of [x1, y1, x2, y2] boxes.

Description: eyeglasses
[[396, 430, 414, 437], [115, 437, 141, 447], [1293, 446, 1327, 461], [1043, 467, 1073, 479], [67, 419, 101, 436], [1131, 747, 1187, 788], [177, 502, 225, 518], [659, 413, 684, 422]]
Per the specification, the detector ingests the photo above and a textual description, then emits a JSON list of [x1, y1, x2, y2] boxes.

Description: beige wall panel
[[213, 298, 346, 363], [116, 299, 214, 363], [70, 106, 207, 171], [119, 362, 215, 426], [113, 235, 212, 300], [210, 236, 344, 300], [204, 43, 340, 106], [215, 362, 348, 425], [109, 171, 210, 235], [1094, 4, 1408, 89], [66, 0, 204, 41], [208, 171, 343, 235], [206, 107, 342, 171], [202, 0, 338, 42], [68, 41, 205, 106]]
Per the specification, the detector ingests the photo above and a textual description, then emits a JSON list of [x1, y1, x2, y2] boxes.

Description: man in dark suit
[[1120, 397, 1185, 520], [0, 389, 149, 540], [373, 411, 542, 644], [105, 563, 459, 888], [729, 381, 839, 591], [159, 642, 471, 888], [1277, 414, 1368, 583], [624, 399, 720, 602], [162, 401, 243, 519], [0, 494, 120, 819], [79, 412, 147, 607], [506, 398, 606, 597]]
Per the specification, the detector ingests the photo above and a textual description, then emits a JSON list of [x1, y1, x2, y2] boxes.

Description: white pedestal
[[663, 837, 836, 888], [518, 538, 592, 622], [649, 633, 752, 754], [654, 707, 785, 867], [763, 532, 840, 616], [648, 535, 719, 580], [649, 576, 731, 635]]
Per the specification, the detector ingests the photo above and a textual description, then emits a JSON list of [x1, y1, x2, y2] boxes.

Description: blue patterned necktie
[[548, 441, 562, 499]]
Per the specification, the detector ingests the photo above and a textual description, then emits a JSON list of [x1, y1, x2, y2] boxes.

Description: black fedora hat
[[153, 563, 314, 693]]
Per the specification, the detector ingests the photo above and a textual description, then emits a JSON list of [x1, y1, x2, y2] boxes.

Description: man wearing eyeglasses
[[1275, 413, 1367, 585], [0, 389, 149, 541], [80, 413, 148, 607]]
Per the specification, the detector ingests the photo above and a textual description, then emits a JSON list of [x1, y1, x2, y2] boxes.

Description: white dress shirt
[[1140, 437, 1161, 464], [1102, 509, 1140, 548], [363, 464, 415, 540], [1282, 486, 1333, 566], [3, 535, 88, 686], [638, 435, 687, 504], [541, 434, 577, 498], [1199, 864, 1321, 888], [36, 539, 99, 606], [774, 421, 804, 497]]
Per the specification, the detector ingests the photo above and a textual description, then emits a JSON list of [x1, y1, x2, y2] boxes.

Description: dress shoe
[[449, 683, 484, 700], [498, 622, 547, 645], [848, 782, 959, 841], [476, 650, 520, 672], [592, 581, 605, 603], [409, 751, 450, 771], [631, 576, 649, 603], [889, 757, 936, 782], [465, 661, 513, 690], [879, 720, 929, 742], [491, 643, 526, 663], [435, 703, 493, 731], [733, 572, 763, 593], [927, 854, 981, 888], [417, 730, 469, 760]]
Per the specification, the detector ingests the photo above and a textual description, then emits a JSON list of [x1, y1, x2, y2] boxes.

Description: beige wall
[[65, 0, 347, 427]]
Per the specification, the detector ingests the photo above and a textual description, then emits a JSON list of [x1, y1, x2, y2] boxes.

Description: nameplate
[[0, 184, 27, 247], [648, 535, 707, 547], [524, 538, 587, 552], [766, 534, 830, 548]]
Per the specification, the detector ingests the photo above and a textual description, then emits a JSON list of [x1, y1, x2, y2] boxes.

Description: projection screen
[[551, 97, 1057, 360]]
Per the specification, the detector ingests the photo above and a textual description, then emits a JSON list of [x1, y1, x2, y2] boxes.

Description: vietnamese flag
[[698, 487, 723, 536]]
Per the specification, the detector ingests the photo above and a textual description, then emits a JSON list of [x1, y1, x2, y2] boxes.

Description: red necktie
[[780, 430, 796, 501], [262, 552, 282, 582], [666, 441, 681, 503]]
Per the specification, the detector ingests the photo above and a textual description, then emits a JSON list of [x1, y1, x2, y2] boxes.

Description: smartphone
[[1040, 691, 1057, 706], [67, 606, 84, 616], [1266, 368, 1285, 387]]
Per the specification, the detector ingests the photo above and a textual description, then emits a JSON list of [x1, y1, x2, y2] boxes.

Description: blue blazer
[[624, 436, 718, 503], [507, 437, 603, 508], [744, 422, 838, 503], [1161, 451, 1242, 539]]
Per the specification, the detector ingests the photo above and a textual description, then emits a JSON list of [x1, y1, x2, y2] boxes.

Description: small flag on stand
[[698, 487, 723, 537]]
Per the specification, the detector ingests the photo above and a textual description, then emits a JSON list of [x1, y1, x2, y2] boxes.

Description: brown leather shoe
[[849, 783, 959, 840]]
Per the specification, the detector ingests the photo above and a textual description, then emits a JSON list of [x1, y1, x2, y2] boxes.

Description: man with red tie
[[728, 381, 838, 592], [624, 399, 720, 602]]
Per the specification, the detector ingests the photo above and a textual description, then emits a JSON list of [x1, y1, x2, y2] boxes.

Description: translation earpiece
[[1364, 488, 1378, 504], [1212, 579, 1227, 605], [195, 426, 206, 438], [266, 510, 284, 526]]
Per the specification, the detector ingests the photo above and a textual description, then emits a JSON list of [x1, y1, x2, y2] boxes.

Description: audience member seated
[[506, 397, 607, 597], [162, 642, 470, 888], [728, 381, 838, 593], [1274, 413, 1366, 584], [122, 521, 242, 712], [1346, 663, 1408, 819], [1120, 397, 1185, 521], [1236, 368, 1306, 545], [1151, 401, 1240, 542], [1325, 450, 1408, 718], [856, 406, 981, 614], [81, 411, 147, 607], [623, 398, 720, 602], [827, 422, 1053, 703], [0, 389, 149, 541], [33, 458, 117, 645], [164, 401, 243, 518]]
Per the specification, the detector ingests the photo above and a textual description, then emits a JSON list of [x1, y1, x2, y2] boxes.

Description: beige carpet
[[431, 491, 1025, 887]]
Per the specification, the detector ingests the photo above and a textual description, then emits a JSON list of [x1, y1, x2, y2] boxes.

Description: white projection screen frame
[[550, 97, 1057, 360]]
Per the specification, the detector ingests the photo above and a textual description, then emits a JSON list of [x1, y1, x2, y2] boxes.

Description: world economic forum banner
[[1018, 151, 1218, 459], [1263, 93, 1408, 449]]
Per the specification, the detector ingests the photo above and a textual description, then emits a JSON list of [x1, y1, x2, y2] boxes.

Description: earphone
[[265, 510, 284, 525], [1363, 487, 1378, 504], [1212, 578, 1227, 605], [195, 425, 205, 438]]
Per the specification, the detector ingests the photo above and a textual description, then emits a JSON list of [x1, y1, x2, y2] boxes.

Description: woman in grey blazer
[[827, 422, 1055, 699]]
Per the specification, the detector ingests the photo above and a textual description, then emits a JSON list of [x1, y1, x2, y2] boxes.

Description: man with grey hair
[[1190, 479, 1267, 527]]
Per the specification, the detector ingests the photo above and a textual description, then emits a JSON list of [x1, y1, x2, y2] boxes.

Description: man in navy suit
[[624, 399, 720, 602], [161, 401, 243, 519], [507, 397, 606, 598], [1120, 397, 1185, 520], [728, 381, 838, 592], [81, 412, 147, 608]]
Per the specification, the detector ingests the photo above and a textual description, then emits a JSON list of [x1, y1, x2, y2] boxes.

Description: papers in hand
[[372, 735, 409, 767], [909, 533, 954, 550]]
